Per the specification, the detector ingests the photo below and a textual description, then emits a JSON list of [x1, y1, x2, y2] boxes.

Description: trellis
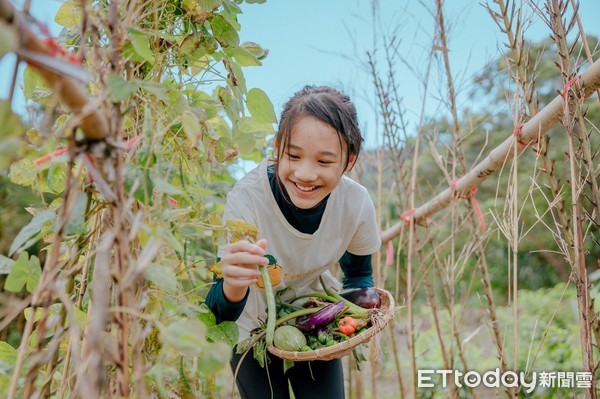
[[380, 57, 600, 242]]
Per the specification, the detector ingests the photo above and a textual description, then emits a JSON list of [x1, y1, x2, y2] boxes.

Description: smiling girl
[[206, 85, 381, 399]]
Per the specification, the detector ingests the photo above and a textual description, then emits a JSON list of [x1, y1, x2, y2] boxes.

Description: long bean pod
[[261, 265, 276, 346], [318, 276, 370, 317]]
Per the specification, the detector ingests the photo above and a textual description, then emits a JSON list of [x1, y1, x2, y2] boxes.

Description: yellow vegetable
[[256, 264, 283, 288]]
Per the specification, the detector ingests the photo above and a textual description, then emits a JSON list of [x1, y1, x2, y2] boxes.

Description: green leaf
[[128, 28, 155, 65], [199, 0, 223, 11], [65, 192, 88, 235], [0, 373, 10, 395], [0, 100, 24, 137], [283, 359, 295, 373], [0, 138, 22, 170], [161, 319, 206, 355], [233, 131, 256, 155], [219, 2, 241, 30], [153, 179, 182, 195], [125, 168, 154, 205], [196, 303, 216, 327], [215, 137, 238, 163], [5, 253, 41, 294], [207, 321, 238, 347], [9, 158, 37, 187], [0, 341, 17, 369], [24, 303, 61, 322], [4, 252, 29, 292], [217, 86, 240, 124], [236, 117, 274, 134], [210, 14, 239, 47], [146, 263, 178, 294], [181, 111, 202, 142], [197, 341, 230, 378], [240, 41, 269, 60], [179, 34, 201, 55], [227, 46, 261, 67], [0, 21, 17, 57], [26, 255, 41, 292], [9, 209, 54, 256], [23, 67, 51, 102], [253, 339, 266, 368], [54, 0, 82, 28], [158, 228, 184, 254], [47, 163, 67, 193], [26, 127, 43, 145], [146, 364, 169, 398], [72, 306, 89, 327], [246, 88, 276, 123], [107, 74, 139, 103], [0, 255, 15, 275]]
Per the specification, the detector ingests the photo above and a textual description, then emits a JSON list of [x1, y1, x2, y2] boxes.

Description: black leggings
[[230, 351, 345, 399]]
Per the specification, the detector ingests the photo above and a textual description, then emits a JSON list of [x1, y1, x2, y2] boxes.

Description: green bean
[[261, 265, 276, 346]]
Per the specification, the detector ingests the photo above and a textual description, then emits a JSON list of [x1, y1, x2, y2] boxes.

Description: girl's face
[[276, 115, 356, 209]]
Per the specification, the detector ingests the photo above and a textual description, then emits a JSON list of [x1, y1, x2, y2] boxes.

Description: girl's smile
[[277, 115, 356, 209]]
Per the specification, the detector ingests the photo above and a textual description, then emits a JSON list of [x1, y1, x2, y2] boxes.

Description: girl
[[206, 85, 381, 399]]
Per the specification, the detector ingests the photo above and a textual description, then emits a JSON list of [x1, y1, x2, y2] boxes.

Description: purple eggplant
[[296, 301, 345, 332], [339, 287, 381, 309]]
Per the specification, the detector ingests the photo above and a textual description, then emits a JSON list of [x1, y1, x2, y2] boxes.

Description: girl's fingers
[[227, 239, 267, 257], [255, 238, 268, 251], [222, 264, 261, 279], [224, 252, 268, 269], [223, 276, 258, 288]]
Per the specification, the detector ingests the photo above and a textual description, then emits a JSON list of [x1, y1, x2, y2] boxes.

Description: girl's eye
[[285, 152, 300, 160], [318, 160, 334, 165]]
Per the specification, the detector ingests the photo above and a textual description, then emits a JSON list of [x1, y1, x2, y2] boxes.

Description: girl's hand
[[221, 239, 269, 303]]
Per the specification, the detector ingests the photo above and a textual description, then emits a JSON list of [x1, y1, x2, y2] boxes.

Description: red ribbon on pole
[[449, 178, 486, 232]]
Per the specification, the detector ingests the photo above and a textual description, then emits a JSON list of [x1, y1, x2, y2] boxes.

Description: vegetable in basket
[[339, 287, 381, 309], [295, 300, 345, 332], [273, 325, 307, 351]]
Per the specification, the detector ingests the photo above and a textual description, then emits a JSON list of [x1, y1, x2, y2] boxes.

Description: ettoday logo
[[417, 368, 593, 393], [418, 368, 536, 393]]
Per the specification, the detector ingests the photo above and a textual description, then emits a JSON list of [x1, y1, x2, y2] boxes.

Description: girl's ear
[[345, 153, 357, 172]]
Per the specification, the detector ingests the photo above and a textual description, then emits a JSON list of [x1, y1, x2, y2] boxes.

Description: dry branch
[[0, 0, 108, 141], [381, 57, 600, 243]]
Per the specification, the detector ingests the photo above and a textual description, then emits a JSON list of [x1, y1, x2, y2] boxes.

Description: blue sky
[[1, 0, 599, 149], [237, 0, 600, 148]]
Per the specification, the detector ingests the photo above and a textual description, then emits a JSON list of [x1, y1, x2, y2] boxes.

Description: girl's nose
[[295, 161, 317, 181]]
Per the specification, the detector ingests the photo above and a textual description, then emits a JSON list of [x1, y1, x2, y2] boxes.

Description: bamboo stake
[[546, 1, 596, 395], [0, 0, 108, 141], [381, 56, 600, 243]]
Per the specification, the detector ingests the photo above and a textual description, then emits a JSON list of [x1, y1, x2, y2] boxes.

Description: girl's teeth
[[296, 183, 316, 192]]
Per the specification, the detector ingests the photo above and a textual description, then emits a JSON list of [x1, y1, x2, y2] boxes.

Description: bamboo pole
[[381, 57, 600, 243], [0, 0, 108, 141]]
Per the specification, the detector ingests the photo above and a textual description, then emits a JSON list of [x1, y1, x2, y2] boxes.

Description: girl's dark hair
[[275, 85, 364, 171]]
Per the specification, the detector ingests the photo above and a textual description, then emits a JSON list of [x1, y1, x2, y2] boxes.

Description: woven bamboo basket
[[267, 288, 395, 361]]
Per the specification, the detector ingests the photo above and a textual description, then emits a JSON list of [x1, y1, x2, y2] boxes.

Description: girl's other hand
[[221, 238, 269, 303]]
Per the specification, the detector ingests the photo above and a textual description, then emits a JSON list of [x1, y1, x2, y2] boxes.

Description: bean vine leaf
[[246, 88, 277, 124], [4, 252, 41, 293], [9, 209, 54, 256]]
